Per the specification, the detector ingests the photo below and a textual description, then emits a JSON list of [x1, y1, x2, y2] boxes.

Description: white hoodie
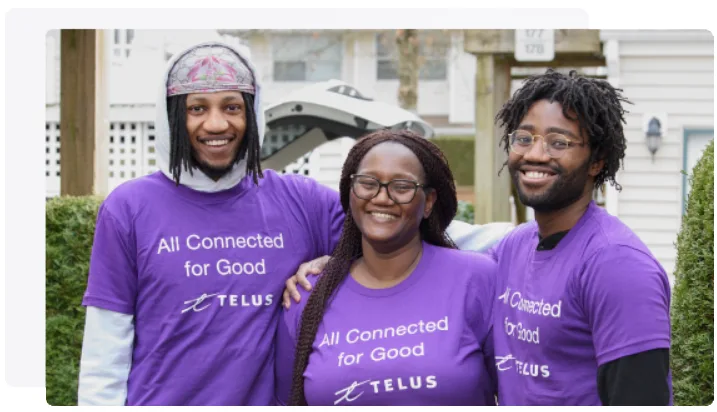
[[154, 41, 266, 192]]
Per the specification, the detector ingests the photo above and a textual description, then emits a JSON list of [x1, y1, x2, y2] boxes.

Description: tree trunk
[[395, 29, 419, 113]]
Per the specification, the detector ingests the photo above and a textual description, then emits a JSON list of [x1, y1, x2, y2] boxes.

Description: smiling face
[[185, 91, 247, 178], [507, 99, 603, 213], [349, 141, 436, 251]]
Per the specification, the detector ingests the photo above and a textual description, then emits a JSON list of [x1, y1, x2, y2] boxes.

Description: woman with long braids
[[274, 129, 498, 406]]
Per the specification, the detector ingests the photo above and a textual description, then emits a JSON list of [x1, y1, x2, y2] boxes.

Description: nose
[[203, 109, 230, 133], [371, 185, 395, 205], [522, 137, 551, 163]]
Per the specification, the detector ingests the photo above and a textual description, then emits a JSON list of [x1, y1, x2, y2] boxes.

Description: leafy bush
[[46, 195, 103, 406], [671, 139, 714, 405], [455, 200, 475, 223]]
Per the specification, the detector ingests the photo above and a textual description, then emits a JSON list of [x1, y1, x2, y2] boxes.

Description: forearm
[[597, 349, 671, 406], [77, 306, 135, 405]]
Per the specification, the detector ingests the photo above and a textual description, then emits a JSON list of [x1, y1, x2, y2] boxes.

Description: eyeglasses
[[350, 174, 428, 204], [509, 130, 585, 159]]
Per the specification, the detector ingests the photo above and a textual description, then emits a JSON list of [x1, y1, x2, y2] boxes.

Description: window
[[682, 129, 714, 214], [272, 33, 343, 81], [376, 31, 449, 81], [327, 84, 372, 101], [112, 29, 135, 60]]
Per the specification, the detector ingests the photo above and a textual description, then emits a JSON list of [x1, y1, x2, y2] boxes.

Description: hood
[[154, 41, 265, 192]]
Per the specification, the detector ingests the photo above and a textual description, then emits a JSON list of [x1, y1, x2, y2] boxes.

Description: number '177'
[[525, 29, 544, 38]]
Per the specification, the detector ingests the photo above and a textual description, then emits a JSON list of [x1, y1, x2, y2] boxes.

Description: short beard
[[190, 149, 241, 181], [510, 157, 592, 213]]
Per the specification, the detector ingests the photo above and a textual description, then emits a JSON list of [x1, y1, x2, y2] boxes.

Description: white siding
[[601, 30, 714, 281], [308, 138, 357, 191], [250, 30, 453, 115], [46, 30, 60, 104], [448, 32, 477, 124]]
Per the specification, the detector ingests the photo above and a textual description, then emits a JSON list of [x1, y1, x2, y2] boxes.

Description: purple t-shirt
[[490, 201, 672, 405], [275, 242, 498, 406], [82, 170, 343, 405]]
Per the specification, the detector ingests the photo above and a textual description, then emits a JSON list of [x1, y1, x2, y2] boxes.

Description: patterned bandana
[[167, 44, 255, 96]]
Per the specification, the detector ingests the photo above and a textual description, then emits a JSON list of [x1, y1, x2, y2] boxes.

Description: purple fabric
[[82, 170, 344, 405], [490, 201, 672, 405], [275, 243, 498, 406]]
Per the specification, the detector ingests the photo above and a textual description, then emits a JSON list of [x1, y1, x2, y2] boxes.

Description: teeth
[[204, 139, 229, 146], [525, 171, 550, 179], [371, 212, 397, 220]]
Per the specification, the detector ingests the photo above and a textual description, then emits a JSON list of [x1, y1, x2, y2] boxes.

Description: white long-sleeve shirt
[[77, 307, 134, 405]]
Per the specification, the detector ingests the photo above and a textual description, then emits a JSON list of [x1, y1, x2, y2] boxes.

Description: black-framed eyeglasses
[[350, 174, 428, 204], [509, 130, 586, 159]]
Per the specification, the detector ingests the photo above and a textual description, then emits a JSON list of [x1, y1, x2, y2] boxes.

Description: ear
[[589, 158, 605, 177], [423, 188, 437, 219]]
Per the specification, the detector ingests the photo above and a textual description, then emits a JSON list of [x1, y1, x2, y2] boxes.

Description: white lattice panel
[[45, 122, 61, 197], [45, 120, 352, 197], [142, 122, 160, 176], [108, 122, 144, 191]]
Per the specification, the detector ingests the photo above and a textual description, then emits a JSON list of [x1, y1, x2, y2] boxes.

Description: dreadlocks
[[288, 129, 458, 405], [166, 92, 263, 185], [495, 69, 631, 191]]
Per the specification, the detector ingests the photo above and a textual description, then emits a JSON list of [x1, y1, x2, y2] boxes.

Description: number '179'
[[525, 44, 544, 54]]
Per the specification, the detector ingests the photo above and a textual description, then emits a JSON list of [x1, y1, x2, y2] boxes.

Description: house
[[45, 29, 470, 193], [600, 30, 714, 284], [44, 29, 714, 283]]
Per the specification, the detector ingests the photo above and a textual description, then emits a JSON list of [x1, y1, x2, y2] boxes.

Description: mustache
[[512, 162, 562, 175]]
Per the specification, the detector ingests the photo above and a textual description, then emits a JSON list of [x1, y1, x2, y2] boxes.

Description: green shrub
[[455, 200, 475, 223], [671, 140, 714, 405], [46, 195, 103, 406], [432, 135, 474, 186]]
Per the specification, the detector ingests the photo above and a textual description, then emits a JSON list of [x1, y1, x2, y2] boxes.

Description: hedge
[[670, 139, 714, 405], [50, 151, 715, 405], [455, 200, 475, 223], [432, 135, 474, 186], [46, 195, 103, 406]]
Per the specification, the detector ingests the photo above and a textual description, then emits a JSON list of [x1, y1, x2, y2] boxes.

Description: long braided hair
[[166, 92, 263, 185], [495, 69, 631, 190], [288, 129, 458, 405]]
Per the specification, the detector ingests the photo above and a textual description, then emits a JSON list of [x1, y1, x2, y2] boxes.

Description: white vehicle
[[258, 80, 515, 249], [260, 79, 434, 170]]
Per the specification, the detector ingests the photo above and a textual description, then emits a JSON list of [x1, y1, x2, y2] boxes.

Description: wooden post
[[94, 30, 109, 196], [60, 29, 108, 196], [473, 54, 512, 224]]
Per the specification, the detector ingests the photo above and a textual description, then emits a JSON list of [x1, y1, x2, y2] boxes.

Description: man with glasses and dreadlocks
[[489, 69, 672, 406]]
